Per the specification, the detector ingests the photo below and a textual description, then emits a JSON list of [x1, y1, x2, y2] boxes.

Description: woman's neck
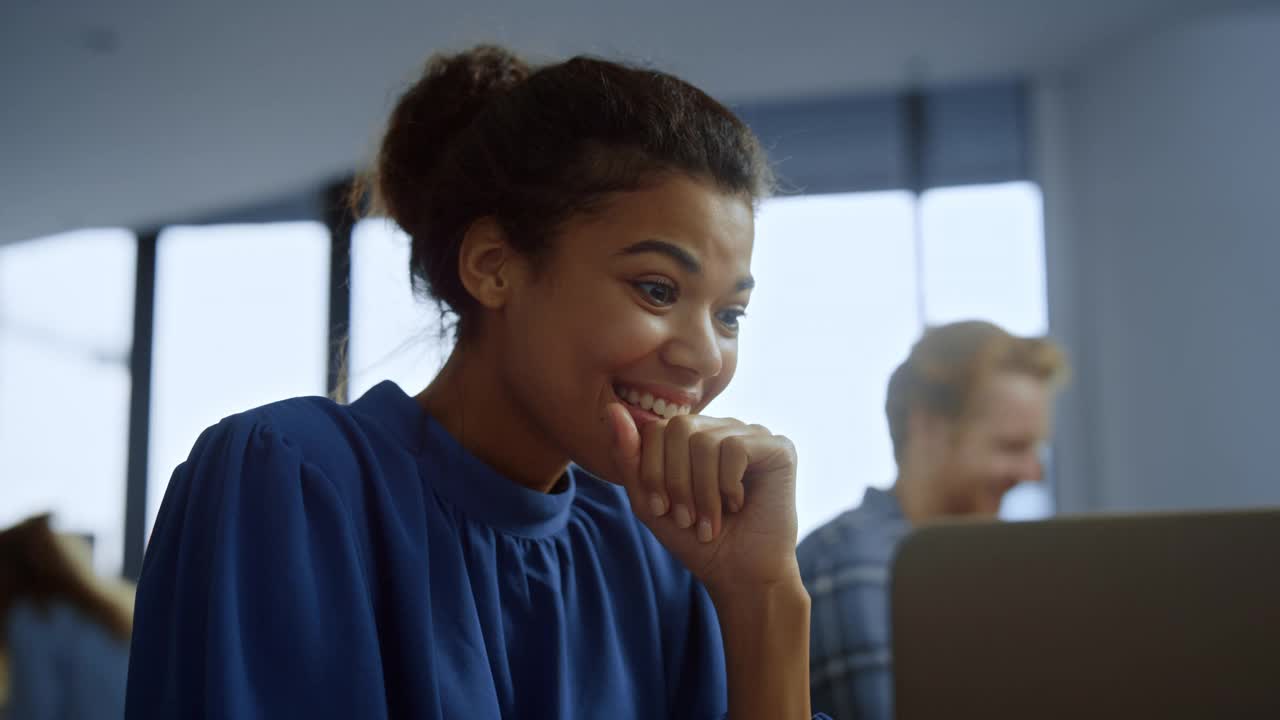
[[416, 343, 570, 493]]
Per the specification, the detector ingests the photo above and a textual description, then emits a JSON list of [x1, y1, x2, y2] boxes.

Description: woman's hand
[[605, 403, 814, 719], [603, 403, 801, 596]]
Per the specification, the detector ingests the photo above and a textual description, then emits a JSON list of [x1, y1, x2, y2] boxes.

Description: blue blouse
[[126, 381, 743, 719]]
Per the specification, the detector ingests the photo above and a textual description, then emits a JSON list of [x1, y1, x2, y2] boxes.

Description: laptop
[[891, 508, 1280, 719]]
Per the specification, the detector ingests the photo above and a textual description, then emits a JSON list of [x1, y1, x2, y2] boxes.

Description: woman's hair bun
[[373, 45, 531, 239]]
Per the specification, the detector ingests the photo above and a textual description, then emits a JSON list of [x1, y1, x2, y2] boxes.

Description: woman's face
[[498, 173, 756, 481]]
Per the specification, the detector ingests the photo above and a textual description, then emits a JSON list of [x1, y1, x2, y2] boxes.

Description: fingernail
[[697, 519, 713, 543], [673, 504, 693, 529], [728, 499, 741, 513], [649, 493, 668, 517]]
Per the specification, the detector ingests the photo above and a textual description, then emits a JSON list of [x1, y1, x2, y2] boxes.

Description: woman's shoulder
[[166, 386, 434, 539], [144, 394, 412, 606], [215, 393, 351, 457], [223, 382, 423, 471], [190, 390, 411, 488], [156, 394, 410, 544]]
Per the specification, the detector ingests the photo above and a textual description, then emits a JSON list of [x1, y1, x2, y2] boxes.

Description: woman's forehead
[[563, 175, 755, 271]]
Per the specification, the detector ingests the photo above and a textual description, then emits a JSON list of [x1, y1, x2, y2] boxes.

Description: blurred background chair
[[0, 514, 133, 720]]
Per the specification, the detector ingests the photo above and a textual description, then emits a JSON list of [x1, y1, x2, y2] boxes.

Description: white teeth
[[617, 385, 693, 416]]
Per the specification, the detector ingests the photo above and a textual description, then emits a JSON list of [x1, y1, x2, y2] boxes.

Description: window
[[919, 182, 1047, 336], [711, 192, 921, 538], [146, 222, 329, 534], [0, 229, 135, 575], [347, 218, 452, 400], [920, 181, 1052, 520], [711, 183, 1050, 537]]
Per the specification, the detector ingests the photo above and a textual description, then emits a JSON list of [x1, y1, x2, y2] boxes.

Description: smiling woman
[[125, 45, 828, 720]]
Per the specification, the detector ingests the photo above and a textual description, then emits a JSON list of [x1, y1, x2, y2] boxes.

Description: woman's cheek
[[591, 311, 671, 364], [719, 339, 739, 384]]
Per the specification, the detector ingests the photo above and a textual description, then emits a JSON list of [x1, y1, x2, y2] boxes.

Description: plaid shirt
[[797, 488, 910, 720]]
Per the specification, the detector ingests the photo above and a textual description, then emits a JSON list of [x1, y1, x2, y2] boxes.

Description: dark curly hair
[[359, 45, 774, 337]]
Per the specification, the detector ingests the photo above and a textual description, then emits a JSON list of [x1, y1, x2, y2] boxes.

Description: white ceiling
[[0, 0, 1239, 244]]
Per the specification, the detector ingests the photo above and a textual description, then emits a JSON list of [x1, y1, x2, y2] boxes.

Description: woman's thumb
[[604, 402, 641, 487]]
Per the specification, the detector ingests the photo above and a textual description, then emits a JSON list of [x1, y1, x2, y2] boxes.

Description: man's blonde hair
[[885, 320, 1069, 462]]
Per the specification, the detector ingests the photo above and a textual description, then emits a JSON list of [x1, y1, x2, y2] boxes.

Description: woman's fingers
[[719, 433, 751, 515], [639, 419, 669, 518], [626, 413, 784, 543], [687, 422, 756, 540], [606, 403, 658, 521], [662, 416, 698, 530], [688, 426, 725, 542], [674, 417, 768, 543]]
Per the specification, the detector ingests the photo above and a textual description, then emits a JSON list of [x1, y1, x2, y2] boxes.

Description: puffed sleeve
[[125, 414, 387, 719]]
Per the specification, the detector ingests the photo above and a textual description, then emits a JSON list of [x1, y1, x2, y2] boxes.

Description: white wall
[[1037, 5, 1280, 513], [0, 0, 1228, 245]]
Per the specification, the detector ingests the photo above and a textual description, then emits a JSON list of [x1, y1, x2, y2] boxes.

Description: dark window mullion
[[325, 180, 355, 403], [123, 229, 158, 581], [903, 91, 929, 328]]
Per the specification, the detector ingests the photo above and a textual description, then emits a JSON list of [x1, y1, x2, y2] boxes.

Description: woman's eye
[[634, 280, 678, 307], [717, 308, 746, 331]]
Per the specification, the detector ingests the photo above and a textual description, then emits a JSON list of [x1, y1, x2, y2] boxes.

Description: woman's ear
[[458, 217, 518, 309]]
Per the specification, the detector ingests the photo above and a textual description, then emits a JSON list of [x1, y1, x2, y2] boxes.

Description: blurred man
[[797, 320, 1069, 720]]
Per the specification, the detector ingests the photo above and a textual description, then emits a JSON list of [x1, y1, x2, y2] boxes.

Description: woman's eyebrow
[[617, 239, 700, 273], [617, 239, 754, 292]]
